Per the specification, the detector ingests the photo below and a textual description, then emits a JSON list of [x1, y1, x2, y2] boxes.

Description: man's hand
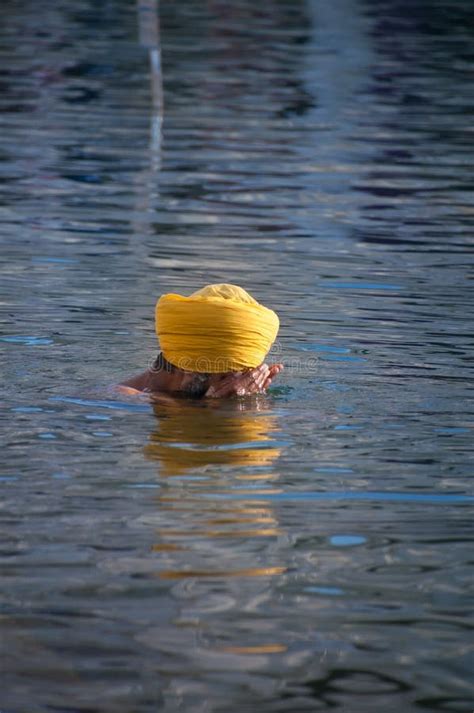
[[204, 363, 283, 399]]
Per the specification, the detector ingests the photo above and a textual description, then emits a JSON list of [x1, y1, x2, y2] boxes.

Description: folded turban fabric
[[155, 283, 279, 373]]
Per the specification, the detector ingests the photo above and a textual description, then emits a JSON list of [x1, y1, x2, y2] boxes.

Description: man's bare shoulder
[[118, 370, 150, 391]]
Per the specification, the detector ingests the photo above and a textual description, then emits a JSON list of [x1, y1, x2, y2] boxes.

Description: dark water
[[1, 1, 473, 711]]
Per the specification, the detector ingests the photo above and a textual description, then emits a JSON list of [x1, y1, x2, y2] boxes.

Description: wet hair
[[151, 352, 211, 398], [151, 352, 175, 373]]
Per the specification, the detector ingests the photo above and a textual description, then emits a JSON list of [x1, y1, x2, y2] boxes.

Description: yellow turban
[[155, 283, 279, 373]]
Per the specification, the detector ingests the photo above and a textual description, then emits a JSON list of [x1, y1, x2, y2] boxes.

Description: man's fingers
[[255, 365, 269, 385], [207, 372, 250, 398], [239, 363, 276, 395], [226, 365, 266, 396], [204, 363, 278, 398], [252, 366, 269, 393], [268, 363, 283, 377], [262, 364, 283, 391], [239, 365, 266, 393]]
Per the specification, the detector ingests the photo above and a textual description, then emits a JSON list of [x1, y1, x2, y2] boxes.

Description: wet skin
[[120, 363, 284, 398]]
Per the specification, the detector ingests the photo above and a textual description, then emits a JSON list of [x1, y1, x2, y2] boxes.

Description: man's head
[[154, 283, 279, 374], [150, 352, 280, 399]]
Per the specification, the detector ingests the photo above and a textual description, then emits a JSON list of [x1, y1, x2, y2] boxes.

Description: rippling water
[[1, 1, 473, 711]]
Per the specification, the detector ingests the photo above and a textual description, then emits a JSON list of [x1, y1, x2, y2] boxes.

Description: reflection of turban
[[144, 401, 281, 476], [155, 284, 279, 373]]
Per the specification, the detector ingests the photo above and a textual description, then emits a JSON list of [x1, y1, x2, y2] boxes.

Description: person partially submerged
[[120, 283, 283, 398]]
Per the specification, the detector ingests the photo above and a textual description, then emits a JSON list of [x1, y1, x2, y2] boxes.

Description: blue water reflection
[[1, 0, 473, 711]]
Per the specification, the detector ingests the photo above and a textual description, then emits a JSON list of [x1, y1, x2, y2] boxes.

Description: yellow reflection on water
[[157, 528, 282, 539], [150, 543, 185, 552], [143, 396, 286, 581], [205, 515, 277, 525], [144, 397, 281, 476], [158, 566, 287, 580]]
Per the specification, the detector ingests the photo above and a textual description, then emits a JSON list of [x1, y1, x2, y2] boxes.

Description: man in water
[[121, 283, 283, 399]]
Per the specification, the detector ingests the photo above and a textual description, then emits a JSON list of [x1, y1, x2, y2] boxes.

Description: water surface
[[1, 1, 473, 711]]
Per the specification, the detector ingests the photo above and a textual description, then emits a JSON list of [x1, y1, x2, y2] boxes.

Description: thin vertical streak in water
[[137, 0, 164, 115]]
